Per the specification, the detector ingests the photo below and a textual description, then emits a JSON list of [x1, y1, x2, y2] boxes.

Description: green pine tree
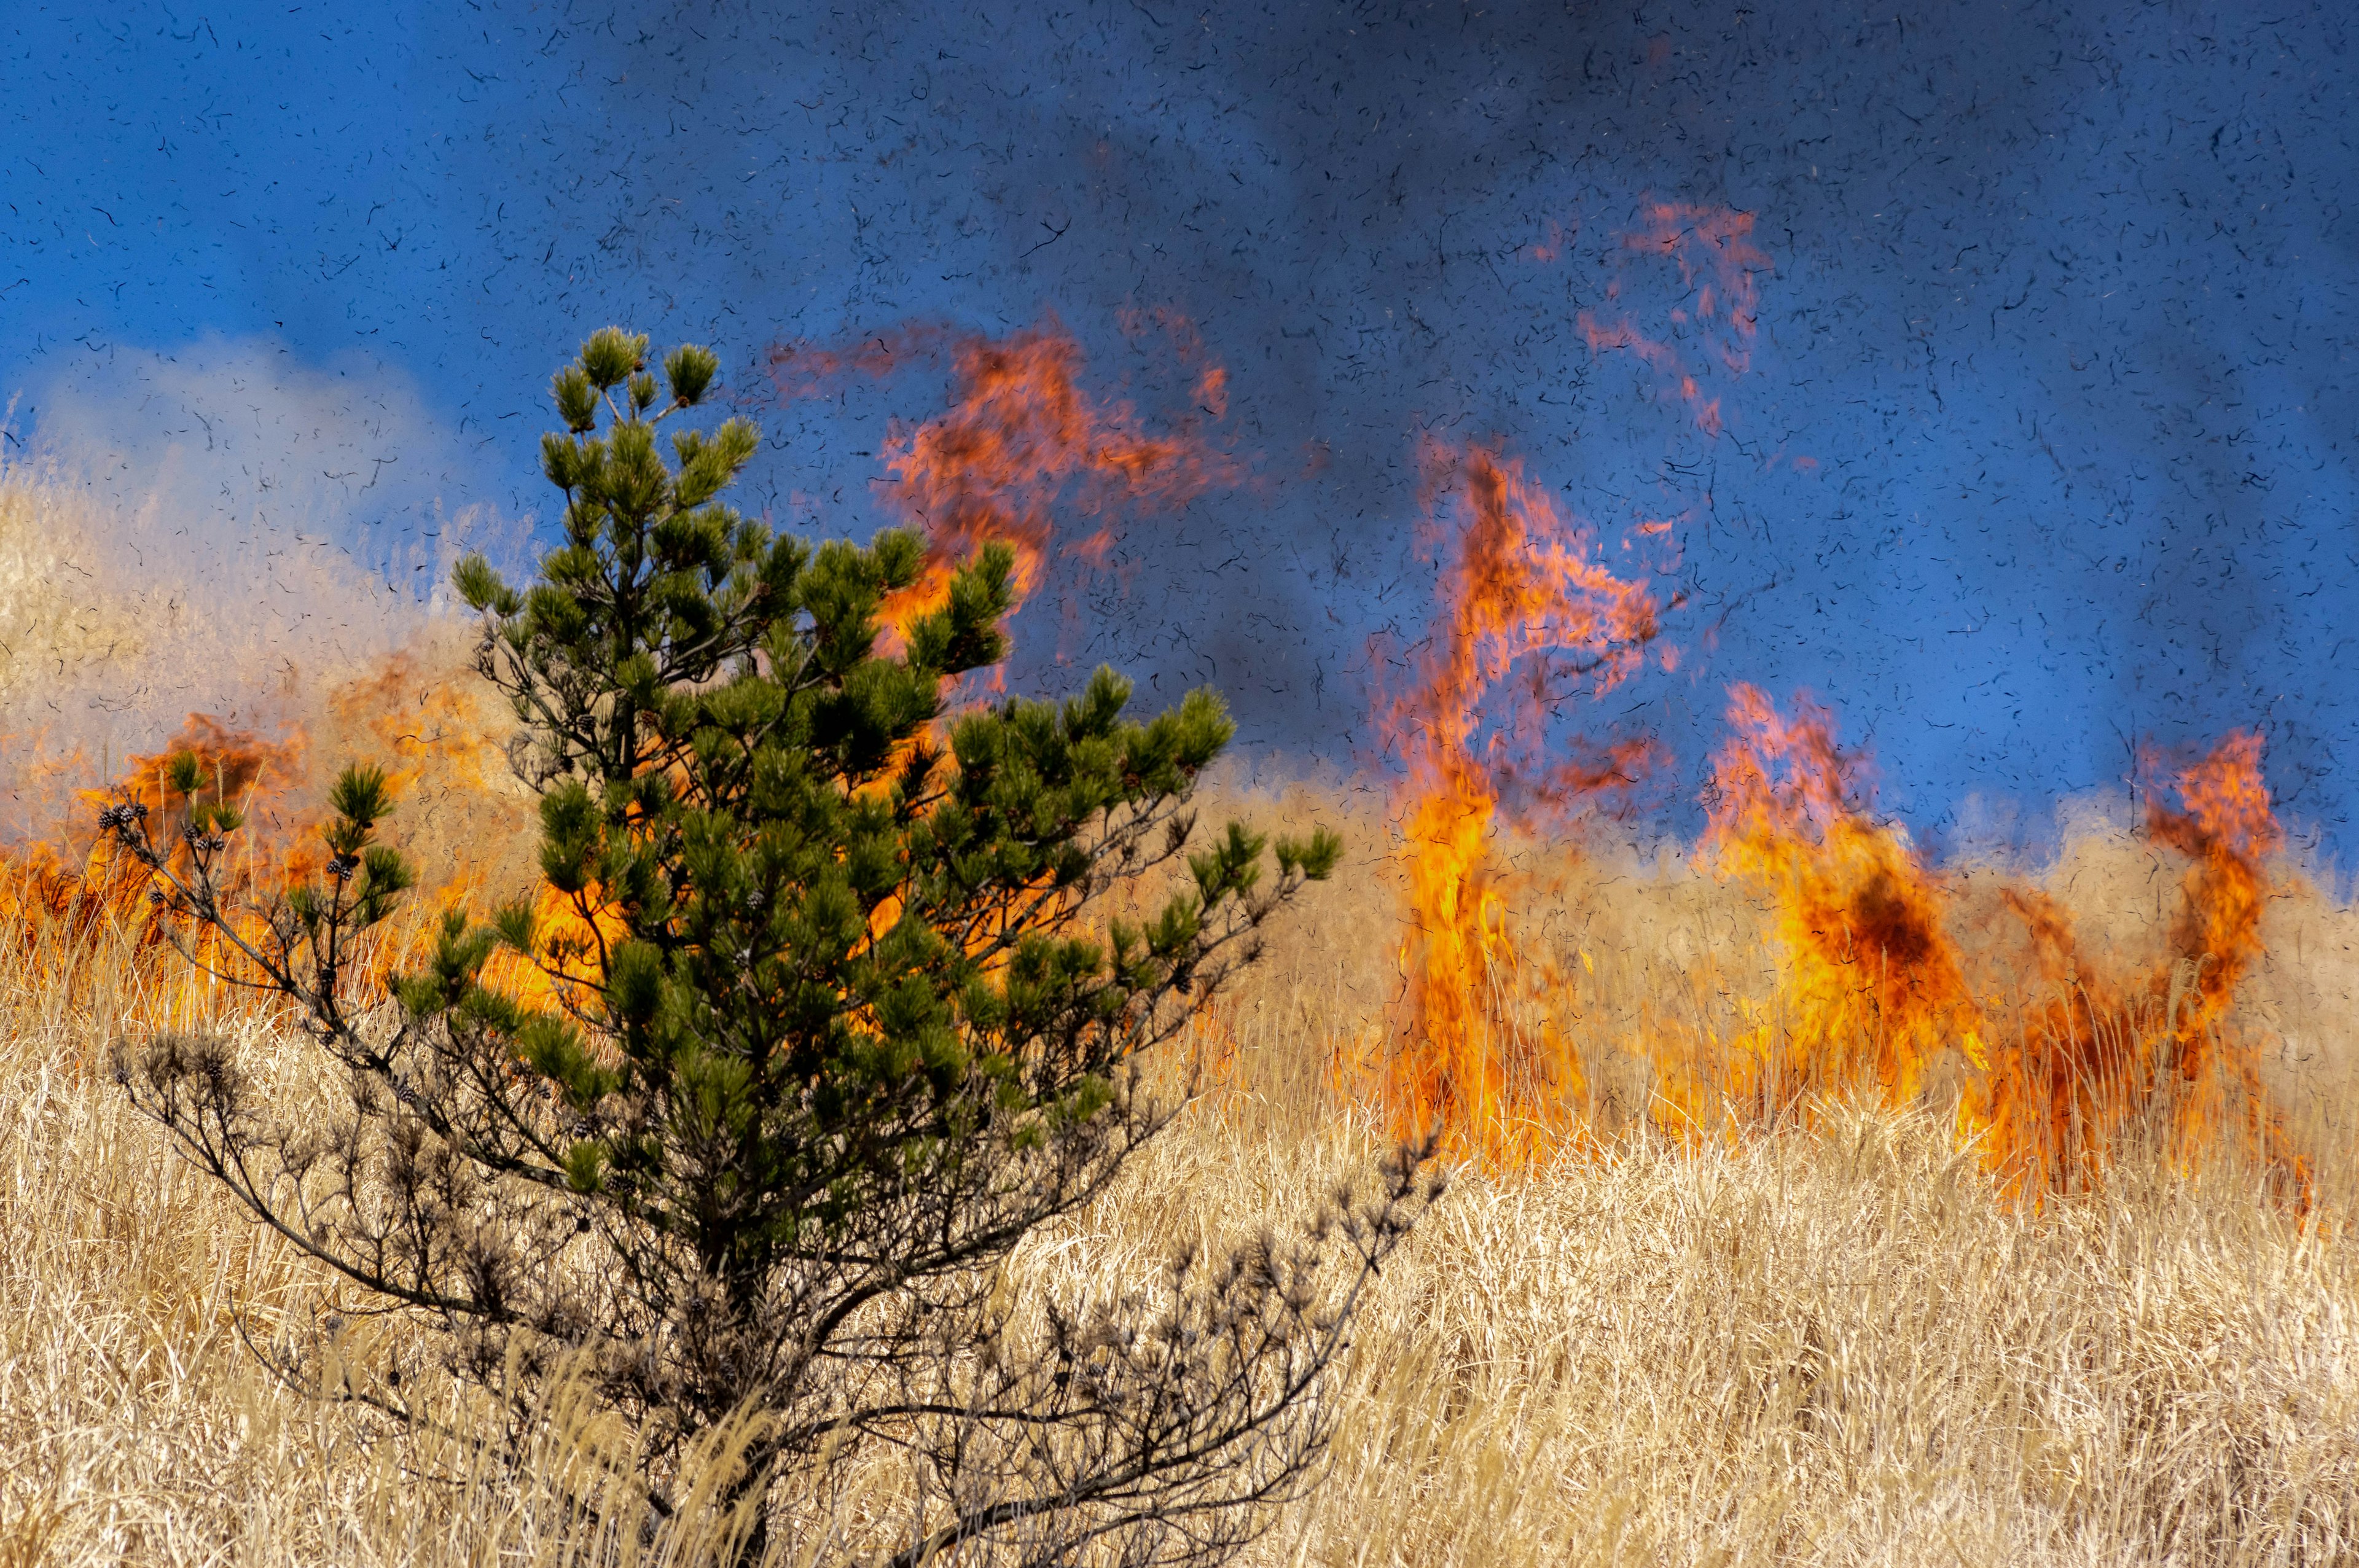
[[106, 327, 1438, 1565]]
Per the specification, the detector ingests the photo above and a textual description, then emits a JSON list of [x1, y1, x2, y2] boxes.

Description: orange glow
[[480, 875, 629, 1026], [1379, 442, 1666, 1167], [1578, 202, 1768, 436], [1696, 686, 1981, 1125], [1963, 733, 2309, 1204], [772, 319, 1236, 649], [0, 303, 2318, 1219], [0, 714, 314, 1024], [1373, 593, 2315, 1204], [1692, 704, 2307, 1204], [0, 647, 530, 1028]]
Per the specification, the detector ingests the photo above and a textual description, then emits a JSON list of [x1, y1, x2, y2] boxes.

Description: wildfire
[[1379, 442, 1669, 1166], [1361, 200, 2311, 1203], [1963, 733, 2310, 1203], [0, 292, 2325, 1215], [770, 319, 1235, 647], [1577, 201, 1770, 437], [0, 639, 528, 1024], [1375, 568, 2315, 1204], [1694, 685, 1981, 1123], [0, 716, 310, 1004], [1690, 693, 2307, 1203], [10, 316, 1236, 1034]]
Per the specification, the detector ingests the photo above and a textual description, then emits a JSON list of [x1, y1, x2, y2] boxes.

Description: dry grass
[[4, 806, 2357, 1566]]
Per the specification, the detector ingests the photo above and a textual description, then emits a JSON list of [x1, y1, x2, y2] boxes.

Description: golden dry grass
[[4, 819, 2357, 1566]]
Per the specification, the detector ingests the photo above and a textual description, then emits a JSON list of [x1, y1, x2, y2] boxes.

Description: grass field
[[2, 814, 2355, 1567]]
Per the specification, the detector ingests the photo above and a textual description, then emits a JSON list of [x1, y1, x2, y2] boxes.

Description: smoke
[[5, 0, 2354, 857], [26, 332, 518, 589], [0, 337, 525, 843]]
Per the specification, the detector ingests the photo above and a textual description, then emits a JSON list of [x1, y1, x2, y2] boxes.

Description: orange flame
[[0, 717, 299, 995], [1696, 686, 1981, 1123], [771, 319, 1236, 647], [1379, 443, 1667, 1165], [0, 299, 2317, 1220], [1577, 202, 1769, 437], [0, 713, 318, 1029], [1690, 696, 2307, 1203], [0, 643, 530, 1027], [1963, 732, 2309, 1203]]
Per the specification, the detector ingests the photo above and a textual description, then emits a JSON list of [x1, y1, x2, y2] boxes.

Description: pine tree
[[104, 327, 1438, 1564]]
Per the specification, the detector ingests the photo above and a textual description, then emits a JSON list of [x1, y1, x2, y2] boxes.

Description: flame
[[0, 641, 530, 1027], [1370, 622, 2312, 1204], [1692, 699, 2307, 1203], [771, 319, 1236, 646], [477, 876, 628, 1026], [1694, 687, 1982, 1125], [1379, 443, 1667, 1166], [1963, 733, 2310, 1203], [1577, 202, 1769, 437], [0, 296, 2320, 1216], [0, 714, 316, 1029]]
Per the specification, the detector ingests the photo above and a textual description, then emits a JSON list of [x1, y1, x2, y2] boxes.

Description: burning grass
[[1367, 435, 2333, 1212], [2, 809, 2356, 1564], [5, 704, 2357, 1565]]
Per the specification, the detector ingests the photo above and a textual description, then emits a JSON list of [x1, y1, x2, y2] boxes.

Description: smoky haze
[[2, 1, 2352, 862]]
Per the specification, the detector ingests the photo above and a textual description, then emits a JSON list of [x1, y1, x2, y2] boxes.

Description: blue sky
[[4, 1, 2354, 862]]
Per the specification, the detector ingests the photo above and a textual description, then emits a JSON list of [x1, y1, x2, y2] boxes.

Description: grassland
[[2, 810, 2355, 1566]]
